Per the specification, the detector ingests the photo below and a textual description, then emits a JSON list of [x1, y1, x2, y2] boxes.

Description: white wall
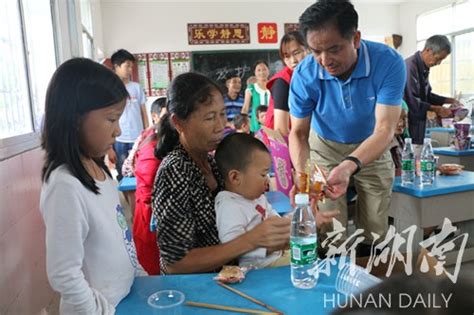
[[100, 1, 400, 55], [398, 1, 451, 58]]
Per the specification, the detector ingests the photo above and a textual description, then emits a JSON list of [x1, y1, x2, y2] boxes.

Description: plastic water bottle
[[290, 193, 318, 289], [421, 138, 435, 185], [401, 138, 415, 185]]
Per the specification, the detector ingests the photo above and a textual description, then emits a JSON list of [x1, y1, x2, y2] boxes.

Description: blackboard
[[191, 50, 284, 91]]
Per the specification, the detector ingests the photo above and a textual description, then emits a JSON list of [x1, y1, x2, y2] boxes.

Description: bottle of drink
[[401, 138, 415, 185], [290, 193, 318, 289], [421, 138, 435, 185]]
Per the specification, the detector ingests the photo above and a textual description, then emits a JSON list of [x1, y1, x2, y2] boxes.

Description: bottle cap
[[424, 138, 431, 144], [295, 193, 309, 205]]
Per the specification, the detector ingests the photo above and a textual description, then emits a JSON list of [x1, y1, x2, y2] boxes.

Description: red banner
[[188, 23, 250, 45], [257, 23, 278, 43]]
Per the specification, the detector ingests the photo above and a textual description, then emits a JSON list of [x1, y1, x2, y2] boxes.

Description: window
[[0, 0, 57, 158], [0, 0, 33, 139], [417, 0, 474, 98], [80, 0, 94, 59], [455, 32, 474, 96]]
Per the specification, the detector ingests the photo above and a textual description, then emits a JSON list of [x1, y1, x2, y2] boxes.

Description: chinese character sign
[[258, 23, 278, 43], [188, 23, 250, 45]]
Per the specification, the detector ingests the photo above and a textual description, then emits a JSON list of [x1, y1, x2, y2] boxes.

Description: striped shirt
[[152, 145, 222, 273]]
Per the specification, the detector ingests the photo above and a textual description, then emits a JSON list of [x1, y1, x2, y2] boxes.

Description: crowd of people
[[38, 0, 469, 313]]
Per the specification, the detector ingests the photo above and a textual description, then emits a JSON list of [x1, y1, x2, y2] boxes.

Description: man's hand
[[325, 160, 356, 200], [431, 106, 452, 118]]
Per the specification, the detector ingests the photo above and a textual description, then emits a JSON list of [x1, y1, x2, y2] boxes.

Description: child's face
[[282, 40, 307, 70], [79, 100, 126, 158], [226, 77, 242, 95], [257, 111, 266, 125], [395, 110, 407, 135], [235, 150, 271, 200], [114, 60, 134, 80]]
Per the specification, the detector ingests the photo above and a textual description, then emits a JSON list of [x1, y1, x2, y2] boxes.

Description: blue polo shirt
[[289, 40, 406, 144]]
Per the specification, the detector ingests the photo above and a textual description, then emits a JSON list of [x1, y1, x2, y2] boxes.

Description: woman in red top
[[132, 97, 166, 275], [265, 31, 308, 137]]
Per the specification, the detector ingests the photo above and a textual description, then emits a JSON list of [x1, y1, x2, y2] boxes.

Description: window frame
[[416, 1, 474, 99], [0, 0, 58, 161]]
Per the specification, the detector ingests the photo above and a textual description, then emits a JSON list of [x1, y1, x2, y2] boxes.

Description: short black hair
[[253, 59, 269, 73], [151, 97, 167, 115], [256, 105, 268, 114], [215, 133, 269, 180], [110, 49, 136, 67], [299, 0, 358, 40], [232, 113, 249, 129], [224, 70, 240, 82], [42, 58, 128, 194]]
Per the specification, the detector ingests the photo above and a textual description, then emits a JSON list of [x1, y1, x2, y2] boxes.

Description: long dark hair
[[279, 31, 306, 61], [155, 72, 222, 159], [41, 58, 128, 194]]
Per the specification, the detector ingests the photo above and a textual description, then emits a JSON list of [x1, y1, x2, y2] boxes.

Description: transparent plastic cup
[[147, 290, 185, 315], [335, 263, 382, 296]]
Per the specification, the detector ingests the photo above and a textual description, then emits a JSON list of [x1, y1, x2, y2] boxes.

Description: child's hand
[[248, 216, 290, 249]]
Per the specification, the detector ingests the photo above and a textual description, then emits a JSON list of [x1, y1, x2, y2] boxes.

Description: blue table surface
[[392, 171, 474, 197], [266, 191, 292, 215], [427, 126, 474, 133], [433, 146, 474, 156], [116, 261, 344, 315], [117, 177, 292, 214], [118, 176, 137, 192]]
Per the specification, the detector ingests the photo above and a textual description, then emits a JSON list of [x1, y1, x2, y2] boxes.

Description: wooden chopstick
[[217, 281, 284, 314], [186, 301, 280, 314]]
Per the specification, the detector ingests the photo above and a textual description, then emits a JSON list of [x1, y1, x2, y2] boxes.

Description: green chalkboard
[[191, 50, 283, 91]]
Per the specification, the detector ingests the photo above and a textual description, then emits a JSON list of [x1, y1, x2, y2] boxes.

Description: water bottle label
[[290, 241, 317, 265], [421, 161, 434, 171], [401, 159, 414, 171]]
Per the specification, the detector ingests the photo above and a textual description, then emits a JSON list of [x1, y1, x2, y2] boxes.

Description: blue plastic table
[[118, 176, 137, 192], [390, 172, 474, 263], [265, 191, 292, 215], [116, 263, 343, 315], [433, 147, 474, 171], [117, 177, 292, 215]]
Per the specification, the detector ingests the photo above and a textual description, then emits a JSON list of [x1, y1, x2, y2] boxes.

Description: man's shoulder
[[365, 40, 402, 63], [293, 55, 319, 81]]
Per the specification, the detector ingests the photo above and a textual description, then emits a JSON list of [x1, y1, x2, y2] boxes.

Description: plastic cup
[[335, 263, 382, 296], [147, 290, 185, 315]]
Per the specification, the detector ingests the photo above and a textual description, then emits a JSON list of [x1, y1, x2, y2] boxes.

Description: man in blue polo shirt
[[289, 0, 406, 256]]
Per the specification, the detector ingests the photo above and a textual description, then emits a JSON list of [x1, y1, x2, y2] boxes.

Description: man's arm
[[325, 104, 401, 199], [288, 115, 312, 173]]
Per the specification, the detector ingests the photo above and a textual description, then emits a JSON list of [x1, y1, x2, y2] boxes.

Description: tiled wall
[[0, 148, 56, 315]]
